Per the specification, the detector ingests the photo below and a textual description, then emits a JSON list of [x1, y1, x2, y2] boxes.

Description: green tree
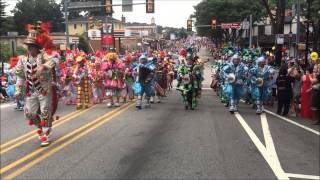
[[0, 16, 15, 35], [0, 0, 6, 34], [12, 0, 64, 35], [78, 35, 89, 53], [192, 0, 265, 47], [302, 0, 320, 52]]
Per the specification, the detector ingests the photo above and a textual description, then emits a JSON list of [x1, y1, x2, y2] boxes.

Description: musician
[[222, 54, 248, 113], [249, 56, 275, 114], [135, 55, 155, 109]]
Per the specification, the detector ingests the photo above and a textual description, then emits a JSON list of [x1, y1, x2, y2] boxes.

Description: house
[[241, 9, 310, 58]]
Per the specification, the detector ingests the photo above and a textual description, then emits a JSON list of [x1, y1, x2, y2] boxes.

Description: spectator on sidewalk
[[276, 66, 293, 116], [311, 73, 320, 125], [300, 66, 314, 119], [0, 78, 9, 102], [291, 66, 302, 117]]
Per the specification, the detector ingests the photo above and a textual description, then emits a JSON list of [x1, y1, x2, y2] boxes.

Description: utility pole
[[305, 0, 311, 68], [249, 14, 252, 48], [64, 0, 70, 49], [296, 0, 300, 59]]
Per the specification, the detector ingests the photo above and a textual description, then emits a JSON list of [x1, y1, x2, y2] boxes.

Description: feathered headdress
[[24, 21, 53, 52]]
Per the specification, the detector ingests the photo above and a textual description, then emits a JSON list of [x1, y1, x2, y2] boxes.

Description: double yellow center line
[[0, 105, 96, 154], [1, 102, 134, 179]]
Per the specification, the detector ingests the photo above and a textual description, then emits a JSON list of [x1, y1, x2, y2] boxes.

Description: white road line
[[286, 173, 320, 180], [261, 114, 288, 179], [239, 100, 320, 136], [234, 112, 289, 180], [264, 109, 320, 136]]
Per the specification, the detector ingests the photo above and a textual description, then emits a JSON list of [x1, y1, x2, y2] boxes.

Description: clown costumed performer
[[123, 54, 135, 102], [222, 54, 248, 113], [249, 56, 275, 114], [61, 51, 77, 105], [89, 60, 104, 104], [103, 53, 126, 107], [73, 52, 91, 110], [15, 22, 58, 146]]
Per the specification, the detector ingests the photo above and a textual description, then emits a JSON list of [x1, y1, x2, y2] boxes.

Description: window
[[74, 24, 77, 29], [258, 25, 265, 36]]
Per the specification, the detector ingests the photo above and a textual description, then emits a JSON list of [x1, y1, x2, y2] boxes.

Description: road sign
[[276, 34, 284, 44], [242, 21, 250, 30], [103, 23, 112, 33], [122, 0, 133, 12], [88, 29, 101, 40], [221, 22, 241, 29]]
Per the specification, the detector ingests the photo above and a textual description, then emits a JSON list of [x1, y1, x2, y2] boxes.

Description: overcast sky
[[4, 0, 201, 28]]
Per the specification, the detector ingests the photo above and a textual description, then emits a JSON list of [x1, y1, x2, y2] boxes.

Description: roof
[[125, 22, 156, 27], [69, 16, 122, 23]]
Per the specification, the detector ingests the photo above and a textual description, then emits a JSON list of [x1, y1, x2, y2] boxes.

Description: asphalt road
[[0, 48, 319, 180]]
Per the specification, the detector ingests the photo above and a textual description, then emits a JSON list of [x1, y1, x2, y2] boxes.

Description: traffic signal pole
[[64, 0, 70, 49]]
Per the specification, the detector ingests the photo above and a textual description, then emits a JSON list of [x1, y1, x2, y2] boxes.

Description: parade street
[[0, 48, 319, 180]]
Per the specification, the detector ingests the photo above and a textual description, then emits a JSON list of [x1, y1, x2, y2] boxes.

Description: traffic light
[[105, 0, 113, 15], [211, 19, 216, 29], [88, 16, 94, 29], [146, 0, 154, 13], [187, 20, 192, 31], [97, 20, 103, 30]]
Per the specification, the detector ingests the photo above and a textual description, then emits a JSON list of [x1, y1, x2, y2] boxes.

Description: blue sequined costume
[[248, 57, 274, 114], [222, 55, 248, 112]]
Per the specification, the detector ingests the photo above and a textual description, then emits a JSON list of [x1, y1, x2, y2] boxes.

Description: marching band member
[[222, 54, 248, 113], [135, 55, 155, 109], [249, 56, 275, 114]]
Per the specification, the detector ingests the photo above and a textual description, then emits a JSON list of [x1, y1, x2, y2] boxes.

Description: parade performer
[[123, 54, 134, 102], [73, 52, 90, 110], [134, 55, 155, 109], [15, 22, 58, 146], [103, 53, 126, 107], [62, 69, 76, 105], [249, 56, 275, 114], [61, 52, 77, 105], [242, 49, 258, 105], [176, 47, 203, 110], [89, 61, 104, 104], [222, 54, 248, 113]]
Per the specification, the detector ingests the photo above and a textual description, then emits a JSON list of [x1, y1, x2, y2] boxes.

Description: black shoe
[[136, 106, 142, 110]]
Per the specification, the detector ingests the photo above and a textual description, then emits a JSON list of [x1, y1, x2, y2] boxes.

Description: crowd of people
[[1, 21, 319, 147], [0, 22, 206, 146], [211, 43, 320, 125]]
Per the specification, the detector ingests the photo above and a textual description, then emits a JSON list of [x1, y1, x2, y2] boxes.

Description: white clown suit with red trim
[[15, 52, 57, 146]]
